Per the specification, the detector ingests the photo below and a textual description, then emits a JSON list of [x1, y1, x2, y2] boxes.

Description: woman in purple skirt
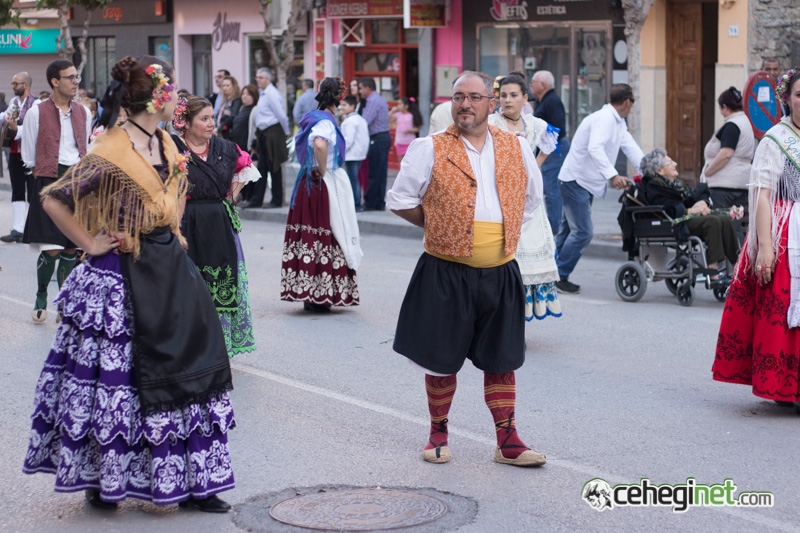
[[22, 55, 236, 512]]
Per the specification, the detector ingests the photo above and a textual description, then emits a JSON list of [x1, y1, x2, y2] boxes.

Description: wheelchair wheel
[[616, 262, 647, 302], [677, 280, 695, 307], [713, 283, 729, 303], [665, 256, 691, 296]]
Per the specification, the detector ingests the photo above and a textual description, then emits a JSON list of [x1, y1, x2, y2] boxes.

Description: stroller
[[615, 182, 731, 306]]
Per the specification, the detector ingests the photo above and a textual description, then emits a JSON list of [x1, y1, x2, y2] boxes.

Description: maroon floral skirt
[[280, 177, 359, 306], [713, 222, 800, 401]]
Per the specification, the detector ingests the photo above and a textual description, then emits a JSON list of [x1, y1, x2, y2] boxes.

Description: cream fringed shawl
[[43, 126, 188, 259]]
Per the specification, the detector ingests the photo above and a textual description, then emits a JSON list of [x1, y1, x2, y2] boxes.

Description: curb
[[0, 181, 625, 261], [238, 206, 624, 261]]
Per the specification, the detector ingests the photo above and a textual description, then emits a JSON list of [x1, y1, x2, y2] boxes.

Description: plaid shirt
[[362, 91, 389, 136]]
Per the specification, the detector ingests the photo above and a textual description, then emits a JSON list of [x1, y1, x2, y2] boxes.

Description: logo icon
[[582, 478, 613, 512], [19, 34, 32, 49]]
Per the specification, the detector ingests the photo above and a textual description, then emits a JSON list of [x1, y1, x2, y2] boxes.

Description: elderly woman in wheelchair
[[641, 148, 740, 275], [615, 148, 740, 305]]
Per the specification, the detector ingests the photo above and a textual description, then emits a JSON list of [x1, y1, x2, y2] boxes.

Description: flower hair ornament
[[172, 96, 189, 132], [132, 64, 176, 113], [493, 75, 503, 99], [335, 76, 347, 101], [776, 68, 797, 104]]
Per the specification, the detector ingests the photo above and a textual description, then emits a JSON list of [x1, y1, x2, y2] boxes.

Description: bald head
[[530, 70, 554, 100], [15, 72, 32, 85], [11, 71, 32, 98]]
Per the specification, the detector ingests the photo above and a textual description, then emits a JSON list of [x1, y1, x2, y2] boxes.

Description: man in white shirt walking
[[244, 67, 290, 208], [555, 84, 644, 294], [339, 96, 369, 211]]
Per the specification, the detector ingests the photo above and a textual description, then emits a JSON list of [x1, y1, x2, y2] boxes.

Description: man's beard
[[14, 87, 24, 98], [456, 111, 486, 130]]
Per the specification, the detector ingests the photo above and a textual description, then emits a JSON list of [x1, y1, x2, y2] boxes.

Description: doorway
[[667, 1, 717, 185]]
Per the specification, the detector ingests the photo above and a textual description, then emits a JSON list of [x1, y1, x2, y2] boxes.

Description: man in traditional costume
[[386, 71, 547, 467], [21, 60, 92, 323]]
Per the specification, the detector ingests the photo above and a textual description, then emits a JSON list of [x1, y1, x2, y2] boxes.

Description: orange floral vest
[[422, 124, 528, 257]]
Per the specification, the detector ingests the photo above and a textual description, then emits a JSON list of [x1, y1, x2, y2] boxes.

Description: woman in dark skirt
[[23, 55, 236, 512], [172, 96, 259, 356], [280, 77, 362, 312]]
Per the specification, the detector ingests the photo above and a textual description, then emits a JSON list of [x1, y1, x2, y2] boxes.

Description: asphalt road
[[0, 189, 797, 533]]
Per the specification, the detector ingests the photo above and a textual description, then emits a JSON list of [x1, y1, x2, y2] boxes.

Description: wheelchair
[[615, 187, 731, 307]]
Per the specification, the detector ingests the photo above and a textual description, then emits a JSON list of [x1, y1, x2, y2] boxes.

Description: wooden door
[[667, 3, 703, 184]]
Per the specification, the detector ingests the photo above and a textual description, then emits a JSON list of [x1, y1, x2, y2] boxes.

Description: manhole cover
[[269, 488, 448, 531]]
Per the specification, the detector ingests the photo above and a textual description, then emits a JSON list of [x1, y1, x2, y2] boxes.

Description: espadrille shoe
[[422, 444, 451, 463], [494, 446, 546, 467], [32, 309, 47, 324]]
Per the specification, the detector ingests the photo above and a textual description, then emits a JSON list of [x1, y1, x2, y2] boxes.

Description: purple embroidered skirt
[[22, 253, 236, 505]]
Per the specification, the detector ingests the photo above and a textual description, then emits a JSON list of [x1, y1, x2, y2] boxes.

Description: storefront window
[[81, 36, 116, 97], [149, 36, 173, 65], [478, 23, 610, 138], [370, 20, 400, 44], [355, 52, 401, 73], [192, 35, 212, 98]]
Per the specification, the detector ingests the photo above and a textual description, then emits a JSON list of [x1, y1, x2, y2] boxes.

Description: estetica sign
[[212, 12, 241, 51], [0, 29, 59, 54]]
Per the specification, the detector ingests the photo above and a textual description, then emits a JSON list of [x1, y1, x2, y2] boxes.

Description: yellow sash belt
[[426, 221, 514, 268]]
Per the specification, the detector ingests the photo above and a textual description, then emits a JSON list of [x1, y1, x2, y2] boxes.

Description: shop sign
[[314, 20, 325, 84], [404, 0, 447, 28], [326, 0, 403, 18], [212, 12, 241, 51], [490, 0, 528, 22], [0, 29, 59, 54]]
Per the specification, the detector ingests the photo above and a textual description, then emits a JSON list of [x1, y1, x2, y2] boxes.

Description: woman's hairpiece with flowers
[[132, 64, 175, 113], [776, 68, 797, 104], [172, 96, 189, 132], [493, 75, 503, 99], [335, 76, 347, 101]]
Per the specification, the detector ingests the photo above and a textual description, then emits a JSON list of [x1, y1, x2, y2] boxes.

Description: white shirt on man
[[254, 83, 290, 135], [386, 131, 543, 223], [21, 101, 92, 169], [558, 103, 644, 198], [341, 111, 369, 162]]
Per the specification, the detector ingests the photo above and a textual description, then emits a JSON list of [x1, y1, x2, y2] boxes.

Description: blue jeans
[[365, 131, 391, 209], [541, 137, 570, 231], [345, 160, 363, 209], [555, 179, 593, 280]]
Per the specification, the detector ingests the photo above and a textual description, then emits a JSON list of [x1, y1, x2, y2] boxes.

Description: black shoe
[[303, 302, 331, 313], [178, 495, 231, 513], [85, 490, 118, 510], [0, 230, 23, 243], [265, 202, 283, 208], [774, 400, 795, 408], [556, 279, 580, 294], [240, 201, 263, 209], [363, 206, 386, 212]]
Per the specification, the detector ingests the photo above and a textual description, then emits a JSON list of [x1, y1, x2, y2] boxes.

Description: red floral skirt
[[713, 222, 800, 401], [280, 177, 359, 306]]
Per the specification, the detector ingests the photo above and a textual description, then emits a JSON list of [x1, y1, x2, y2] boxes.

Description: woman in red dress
[[713, 69, 800, 410]]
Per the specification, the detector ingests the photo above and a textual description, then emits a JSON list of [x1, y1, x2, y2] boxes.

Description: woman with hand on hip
[[489, 72, 561, 320], [172, 95, 259, 357], [23, 56, 236, 512], [713, 69, 800, 412], [281, 77, 362, 313]]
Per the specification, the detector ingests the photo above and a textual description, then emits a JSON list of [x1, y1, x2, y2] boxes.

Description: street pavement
[[0, 185, 798, 533]]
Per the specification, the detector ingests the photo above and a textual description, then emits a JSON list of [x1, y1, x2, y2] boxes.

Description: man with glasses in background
[[387, 71, 547, 469], [554, 83, 644, 294], [1, 72, 38, 243], [209, 69, 230, 120], [20, 60, 91, 323]]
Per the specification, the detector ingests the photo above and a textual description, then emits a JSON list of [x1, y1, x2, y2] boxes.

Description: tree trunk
[[622, 0, 655, 146], [56, 2, 75, 61], [258, 0, 312, 107], [76, 9, 95, 76]]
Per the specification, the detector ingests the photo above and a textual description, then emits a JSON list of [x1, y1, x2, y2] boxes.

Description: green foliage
[[0, 0, 21, 27]]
